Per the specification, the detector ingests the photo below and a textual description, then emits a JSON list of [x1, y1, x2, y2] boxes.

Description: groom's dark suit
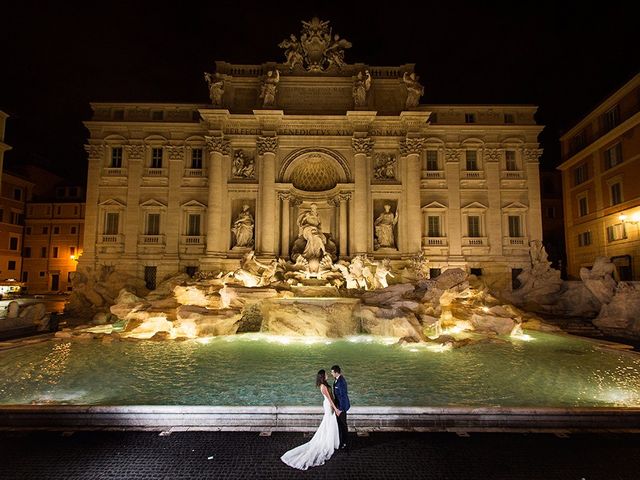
[[332, 375, 350, 449]]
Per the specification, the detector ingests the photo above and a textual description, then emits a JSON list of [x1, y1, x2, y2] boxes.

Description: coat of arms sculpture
[[279, 17, 352, 72]]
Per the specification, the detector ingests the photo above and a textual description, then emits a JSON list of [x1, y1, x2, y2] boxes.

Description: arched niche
[[279, 148, 352, 191]]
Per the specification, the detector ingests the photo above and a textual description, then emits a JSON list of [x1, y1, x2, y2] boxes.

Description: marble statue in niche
[[297, 203, 328, 260], [231, 204, 254, 248], [374, 204, 399, 249]]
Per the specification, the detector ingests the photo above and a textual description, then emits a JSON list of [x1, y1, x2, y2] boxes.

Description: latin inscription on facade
[[278, 85, 352, 111]]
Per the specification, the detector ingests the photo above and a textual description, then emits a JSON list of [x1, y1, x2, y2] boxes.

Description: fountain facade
[[78, 17, 544, 294]]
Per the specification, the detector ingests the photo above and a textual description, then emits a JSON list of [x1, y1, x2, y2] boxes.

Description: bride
[[281, 370, 341, 470]]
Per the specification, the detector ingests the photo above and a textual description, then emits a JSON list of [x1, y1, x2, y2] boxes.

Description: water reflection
[[0, 332, 638, 407]]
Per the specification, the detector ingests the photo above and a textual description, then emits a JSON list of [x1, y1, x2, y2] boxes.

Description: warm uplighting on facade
[[619, 212, 640, 225]]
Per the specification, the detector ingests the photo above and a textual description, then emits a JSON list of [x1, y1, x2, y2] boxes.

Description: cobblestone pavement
[[0, 431, 639, 479]]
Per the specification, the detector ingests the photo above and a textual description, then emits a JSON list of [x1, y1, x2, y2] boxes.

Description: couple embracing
[[281, 365, 350, 470]]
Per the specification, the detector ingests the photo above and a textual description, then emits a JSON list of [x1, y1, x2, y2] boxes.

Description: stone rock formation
[[579, 256, 617, 305], [593, 282, 640, 338], [510, 241, 563, 309]]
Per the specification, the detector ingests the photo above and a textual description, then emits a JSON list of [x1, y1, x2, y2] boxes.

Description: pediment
[[502, 201, 528, 211], [144, 134, 168, 143], [140, 199, 167, 209], [461, 201, 488, 210], [182, 200, 207, 208], [460, 137, 485, 146], [98, 198, 126, 208], [421, 201, 447, 211]]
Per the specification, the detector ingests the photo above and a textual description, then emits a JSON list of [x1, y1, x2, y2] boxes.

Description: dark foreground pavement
[[0, 431, 639, 479]]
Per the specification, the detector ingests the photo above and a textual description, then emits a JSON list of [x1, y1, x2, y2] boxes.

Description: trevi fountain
[[1, 20, 639, 430]]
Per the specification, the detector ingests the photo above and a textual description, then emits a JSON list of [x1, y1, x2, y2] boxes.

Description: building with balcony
[[80, 20, 544, 291], [559, 73, 640, 280]]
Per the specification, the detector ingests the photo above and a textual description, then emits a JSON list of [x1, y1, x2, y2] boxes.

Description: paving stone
[[0, 431, 638, 479]]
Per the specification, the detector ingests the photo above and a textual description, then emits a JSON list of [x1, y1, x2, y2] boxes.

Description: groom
[[331, 365, 350, 450]]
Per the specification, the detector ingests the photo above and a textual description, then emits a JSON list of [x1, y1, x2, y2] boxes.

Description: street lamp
[[618, 212, 640, 238], [618, 212, 640, 224]]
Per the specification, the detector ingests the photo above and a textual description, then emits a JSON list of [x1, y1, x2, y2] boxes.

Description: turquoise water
[[0, 332, 639, 407]]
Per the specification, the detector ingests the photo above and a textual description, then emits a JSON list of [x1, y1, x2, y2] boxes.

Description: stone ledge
[[1, 405, 639, 432]]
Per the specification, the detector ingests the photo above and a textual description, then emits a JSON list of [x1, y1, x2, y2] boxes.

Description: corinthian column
[[338, 192, 351, 258], [400, 137, 426, 255], [278, 192, 298, 259], [351, 136, 374, 255], [79, 144, 104, 268], [257, 136, 279, 257], [205, 135, 230, 256]]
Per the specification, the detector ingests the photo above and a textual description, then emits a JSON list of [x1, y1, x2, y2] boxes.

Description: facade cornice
[[560, 73, 640, 141], [90, 102, 204, 109], [557, 110, 640, 171], [426, 105, 539, 112], [0, 172, 36, 187], [85, 119, 543, 132]]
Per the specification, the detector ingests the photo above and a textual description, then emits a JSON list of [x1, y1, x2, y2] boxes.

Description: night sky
[[1, 1, 637, 183]]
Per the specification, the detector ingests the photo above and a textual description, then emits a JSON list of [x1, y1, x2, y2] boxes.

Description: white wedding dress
[[281, 396, 340, 470]]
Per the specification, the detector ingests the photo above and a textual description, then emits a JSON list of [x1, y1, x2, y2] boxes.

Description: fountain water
[[1, 252, 637, 411]]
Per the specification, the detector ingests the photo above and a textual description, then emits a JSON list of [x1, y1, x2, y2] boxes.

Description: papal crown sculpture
[[279, 17, 353, 72]]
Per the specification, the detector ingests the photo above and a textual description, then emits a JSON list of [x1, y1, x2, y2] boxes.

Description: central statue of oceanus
[[290, 203, 337, 274]]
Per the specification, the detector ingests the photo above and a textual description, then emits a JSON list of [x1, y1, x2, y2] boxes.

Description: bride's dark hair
[[316, 369, 329, 388]]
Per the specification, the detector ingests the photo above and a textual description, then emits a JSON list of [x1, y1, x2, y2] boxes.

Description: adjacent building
[[0, 171, 33, 281], [21, 186, 85, 293], [17, 165, 85, 293], [559, 73, 640, 280], [80, 19, 544, 291]]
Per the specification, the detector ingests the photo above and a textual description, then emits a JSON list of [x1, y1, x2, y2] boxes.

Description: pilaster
[[525, 148, 544, 242], [445, 148, 463, 256], [123, 144, 144, 258], [484, 148, 503, 256], [165, 145, 184, 257]]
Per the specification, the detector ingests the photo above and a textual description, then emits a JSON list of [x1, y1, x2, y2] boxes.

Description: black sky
[[1, 1, 638, 182]]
